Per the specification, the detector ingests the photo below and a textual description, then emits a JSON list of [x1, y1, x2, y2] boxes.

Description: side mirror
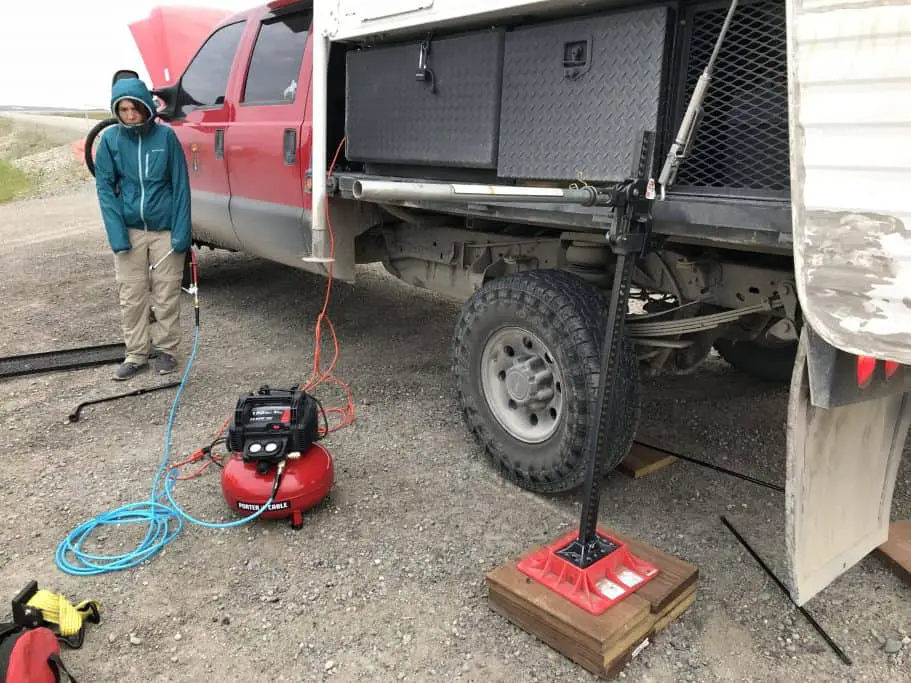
[[152, 82, 205, 122], [151, 83, 181, 122]]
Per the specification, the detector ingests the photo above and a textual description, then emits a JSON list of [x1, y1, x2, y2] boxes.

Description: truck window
[[181, 20, 247, 110], [241, 11, 313, 105]]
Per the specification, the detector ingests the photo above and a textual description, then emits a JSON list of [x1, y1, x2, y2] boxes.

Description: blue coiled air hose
[[55, 250, 282, 576]]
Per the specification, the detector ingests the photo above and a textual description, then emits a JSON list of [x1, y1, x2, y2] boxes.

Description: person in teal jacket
[[94, 76, 191, 380]]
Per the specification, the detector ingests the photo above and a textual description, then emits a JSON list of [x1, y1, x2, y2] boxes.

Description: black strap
[[0, 625, 24, 681], [54, 627, 85, 651], [0, 622, 21, 641], [48, 653, 79, 683]]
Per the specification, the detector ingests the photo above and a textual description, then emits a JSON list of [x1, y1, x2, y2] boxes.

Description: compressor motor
[[221, 385, 334, 529]]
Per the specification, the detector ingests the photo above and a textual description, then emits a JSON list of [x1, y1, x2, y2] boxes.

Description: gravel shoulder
[[0, 186, 909, 683], [0, 112, 105, 138], [0, 113, 96, 202]]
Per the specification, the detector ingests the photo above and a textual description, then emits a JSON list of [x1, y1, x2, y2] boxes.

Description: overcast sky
[[0, 0, 254, 108]]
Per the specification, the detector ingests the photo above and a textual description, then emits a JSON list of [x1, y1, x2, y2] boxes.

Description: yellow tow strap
[[25, 590, 101, 637]]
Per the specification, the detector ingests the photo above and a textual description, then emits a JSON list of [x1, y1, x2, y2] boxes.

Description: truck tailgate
[[788, 0, 911, 364]]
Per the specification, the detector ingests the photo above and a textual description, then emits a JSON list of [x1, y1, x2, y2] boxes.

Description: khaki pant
[[113, 228, 183, 365]]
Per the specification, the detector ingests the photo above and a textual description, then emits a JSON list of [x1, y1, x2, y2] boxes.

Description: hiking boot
[[114, 361, 147, 381], [154, 353, 177, 375]]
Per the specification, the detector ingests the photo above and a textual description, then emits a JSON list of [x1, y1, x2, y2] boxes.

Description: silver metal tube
[[302, 21, 333, 265], [657, 0, 739, 197], [150, 248, 174, 272], [351, 179, 599, 206]]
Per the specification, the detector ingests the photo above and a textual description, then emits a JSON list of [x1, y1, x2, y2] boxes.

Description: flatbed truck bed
[[333, 172, 793, 254]]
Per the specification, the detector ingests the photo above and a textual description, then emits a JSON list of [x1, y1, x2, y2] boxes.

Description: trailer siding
[[787, 0, 911, 364]]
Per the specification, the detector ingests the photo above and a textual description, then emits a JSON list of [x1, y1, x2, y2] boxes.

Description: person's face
[[117, 99, 146, 125]]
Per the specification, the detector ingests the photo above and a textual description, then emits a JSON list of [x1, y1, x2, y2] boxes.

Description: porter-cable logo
[[236, 500, 291, 512]]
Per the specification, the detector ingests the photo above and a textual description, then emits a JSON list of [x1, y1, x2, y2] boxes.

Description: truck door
[[167, 18, 249, 251], [223, 6, 314, 267]]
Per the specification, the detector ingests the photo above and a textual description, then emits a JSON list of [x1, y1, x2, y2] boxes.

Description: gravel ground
[[0, 112, 96, 199], [1, 186, 910, 683], [12, 145, 94, 199]]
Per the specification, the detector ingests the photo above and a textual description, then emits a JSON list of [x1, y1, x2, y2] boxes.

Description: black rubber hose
[[83, 117, 118, 177]]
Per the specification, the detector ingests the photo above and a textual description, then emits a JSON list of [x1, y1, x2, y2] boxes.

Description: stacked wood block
[[487, 527, 698, 678]]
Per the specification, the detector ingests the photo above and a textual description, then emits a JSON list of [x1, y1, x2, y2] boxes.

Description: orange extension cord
[[170, 137, 355, 481]]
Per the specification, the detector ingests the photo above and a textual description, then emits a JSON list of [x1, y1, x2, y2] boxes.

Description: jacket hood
[[110, 77, 158, 127]]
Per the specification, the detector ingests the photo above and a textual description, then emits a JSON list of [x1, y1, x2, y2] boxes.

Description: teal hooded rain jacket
[[94, 77, 191, 254]]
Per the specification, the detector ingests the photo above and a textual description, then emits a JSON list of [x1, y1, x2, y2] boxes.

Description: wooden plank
[[619, 442, 677, 479], [874, 519, 911, 587], [602, 526, 699, 614], [488, 583, 653, 675], [606, 587, 699, 676], [487, 545, 653, 649], [487, 559, 655, 678], [652, 585, 697, 634], [486, 529, 699, 679]]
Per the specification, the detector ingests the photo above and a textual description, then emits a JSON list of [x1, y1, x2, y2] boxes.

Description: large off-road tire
[[452, 269, 641, 494]]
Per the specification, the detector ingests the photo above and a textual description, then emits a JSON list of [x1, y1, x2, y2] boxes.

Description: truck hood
[[129, 6, 233, 89]]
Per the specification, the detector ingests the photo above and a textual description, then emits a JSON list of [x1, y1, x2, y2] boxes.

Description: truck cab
[[151, 3, 350, 272]]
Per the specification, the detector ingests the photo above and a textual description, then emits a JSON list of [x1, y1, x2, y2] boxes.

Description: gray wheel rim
[[480, 326, 565, 444]]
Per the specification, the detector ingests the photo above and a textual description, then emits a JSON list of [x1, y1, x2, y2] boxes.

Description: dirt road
[[0, 186, 909, 682], [0, 112, 104, 139]]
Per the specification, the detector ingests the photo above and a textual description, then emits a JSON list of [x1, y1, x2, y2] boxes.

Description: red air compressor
[[221, 385, 334, 529]]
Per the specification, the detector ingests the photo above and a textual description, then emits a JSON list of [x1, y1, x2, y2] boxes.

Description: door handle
[[283, 129, 297, 165], [189, 143, 200, 172], [215, 129, 225, 160]]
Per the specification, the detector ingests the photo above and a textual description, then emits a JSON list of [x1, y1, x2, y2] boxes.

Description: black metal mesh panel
[[675, 0, 790, 197]]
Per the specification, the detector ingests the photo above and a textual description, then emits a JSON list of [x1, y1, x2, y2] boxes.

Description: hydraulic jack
[[516, 132, 661, 615]]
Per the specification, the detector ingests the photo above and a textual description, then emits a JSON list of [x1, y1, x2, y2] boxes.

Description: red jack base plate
[[516, 529, 660, 615]]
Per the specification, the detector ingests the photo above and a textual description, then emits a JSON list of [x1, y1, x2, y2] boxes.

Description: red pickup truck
[[86, 0, 911, 606]]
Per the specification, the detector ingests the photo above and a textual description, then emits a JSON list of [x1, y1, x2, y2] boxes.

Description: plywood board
[[874, 520, 911, 587], [620, 442, 677, 479]]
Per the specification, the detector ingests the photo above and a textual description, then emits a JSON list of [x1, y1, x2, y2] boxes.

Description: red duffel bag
[[0, 624, 77, 683]]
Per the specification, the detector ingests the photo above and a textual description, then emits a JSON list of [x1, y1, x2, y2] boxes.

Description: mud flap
[[786, 327, 911, 605]]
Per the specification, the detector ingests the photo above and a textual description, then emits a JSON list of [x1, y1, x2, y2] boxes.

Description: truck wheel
[[714, 337, 798, 383], [452, 269, 641, 494], [83, 117, 117, 177]]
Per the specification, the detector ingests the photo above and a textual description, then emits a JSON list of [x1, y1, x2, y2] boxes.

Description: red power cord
[[169, 137, 355, 482], [302, 136, 355, 434]]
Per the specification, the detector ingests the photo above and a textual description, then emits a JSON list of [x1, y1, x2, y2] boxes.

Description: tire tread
[[452, 269, 640, 494]]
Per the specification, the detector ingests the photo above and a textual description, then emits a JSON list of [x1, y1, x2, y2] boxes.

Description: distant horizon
[[0, 105, 109, 111], [0, 0, 252, 110]]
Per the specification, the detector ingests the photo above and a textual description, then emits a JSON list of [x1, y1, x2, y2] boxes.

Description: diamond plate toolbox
[[497, 7, 671, 183], [345, 29, 505, 168]]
